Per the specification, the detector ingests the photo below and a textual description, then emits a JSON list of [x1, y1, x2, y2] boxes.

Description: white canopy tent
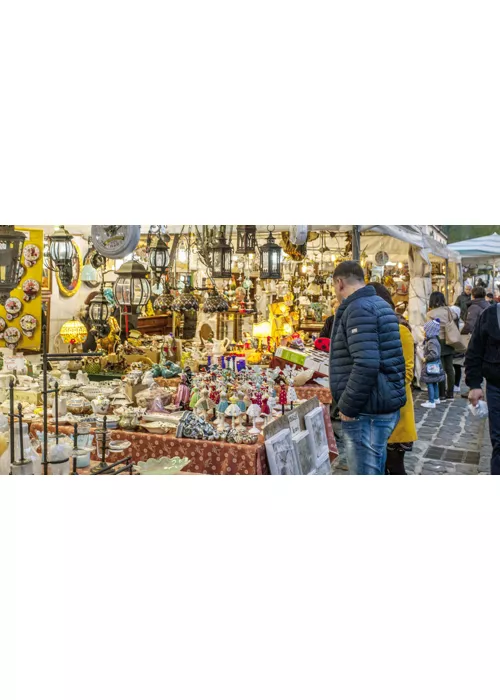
[[449, 233, 500, 292]]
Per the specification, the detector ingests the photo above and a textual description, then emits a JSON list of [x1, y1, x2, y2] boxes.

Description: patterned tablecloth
[[30, 406, 337, 475], [295, 383, 332, 405]]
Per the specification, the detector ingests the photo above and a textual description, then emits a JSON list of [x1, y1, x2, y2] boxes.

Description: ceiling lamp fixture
[[202, 288, 229, 313], [148, 225, 171, 282], [236, 225, 257, 255], [153, 281, 176, 312], [113, 260, 151, 313], [210, 226, 232, 279], [259, 226, 282, 280], [171, 284, 199, 313], [0, 225, 26, 303]]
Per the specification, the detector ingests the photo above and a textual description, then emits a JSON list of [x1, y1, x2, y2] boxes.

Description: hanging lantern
[[203, 289, 230, 313], [0, 226, 26, 302], [49, 226, 74, 265], [259, 226, 282, 280], [113, 260, 151, 312], [148, 233, 171, 280], [89, 290, 112, 325], [154, 282, 175, 312], [59, 318, 88, 351], [210, 228, 232, 279], [172, 285, 199, 312], [236, 225, 257, 255]]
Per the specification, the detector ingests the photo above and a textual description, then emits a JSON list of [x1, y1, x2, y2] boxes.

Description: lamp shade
[[0, 226, 26, 301], [252, 321, 271, 339], [60, 318, 88, 346], [113, 260, 151, 311]]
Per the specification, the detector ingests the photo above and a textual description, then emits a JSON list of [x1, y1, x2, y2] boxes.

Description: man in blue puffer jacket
[[329, 261, 406, 475]]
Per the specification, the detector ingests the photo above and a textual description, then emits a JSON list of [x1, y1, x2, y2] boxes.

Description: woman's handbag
[[444, 309, 467, 352]]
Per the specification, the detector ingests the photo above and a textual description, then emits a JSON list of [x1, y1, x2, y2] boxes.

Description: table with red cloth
[[30, 405, 337, 475], [295, 383, 332, 405]]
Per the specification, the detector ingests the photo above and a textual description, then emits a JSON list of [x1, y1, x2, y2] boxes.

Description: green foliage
[[442, 225, 500, 243]]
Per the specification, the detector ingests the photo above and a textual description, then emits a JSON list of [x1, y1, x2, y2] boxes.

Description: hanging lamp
[[0, 226, 26, 302], [113, 260, 151, 312], [210, 227, 232, 279], [259, 226, 282, 280], [236, 225, 257, 255]]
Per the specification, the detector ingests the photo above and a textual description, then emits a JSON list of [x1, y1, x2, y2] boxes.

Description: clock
[[91, 225, 141, 259], [375, 250, 389, 266]]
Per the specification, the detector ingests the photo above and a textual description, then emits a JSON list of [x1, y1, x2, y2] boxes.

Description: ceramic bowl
[[135, 456, 191, 475], [109, 440, 132, 452], [81, 385, 115, 400], [141, 422, 172, 434]]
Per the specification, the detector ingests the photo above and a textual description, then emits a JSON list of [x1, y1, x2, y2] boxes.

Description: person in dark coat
[[465, 303, 500, 474], [455, 285, 472, 321], [462, 286, 490, 335], [329, 261, 406, 475], [319, 315, 335, 339]]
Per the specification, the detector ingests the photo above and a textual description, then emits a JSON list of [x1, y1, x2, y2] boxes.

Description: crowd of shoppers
[[326, 265, 498, 475]]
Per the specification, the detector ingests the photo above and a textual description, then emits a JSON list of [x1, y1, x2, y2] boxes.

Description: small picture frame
[[312, 452, 331, 475], [292, 430, 314, 475], [287, 410, 301, 438], [265, 428, 300, 476], [304, 406, 329, 462]]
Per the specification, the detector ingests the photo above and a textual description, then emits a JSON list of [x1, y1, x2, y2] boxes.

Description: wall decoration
[[0, 228, 43, 351], [22, 278, 40, 302], [20, 314, 37, 338], [4, 297, 22, 321], [91, 225, 141, 259], [55, 242, 82, 297], [292, 430, 314, 475]]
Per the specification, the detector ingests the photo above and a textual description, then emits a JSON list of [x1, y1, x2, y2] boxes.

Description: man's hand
[[468, 388, 484, 406], [339, 412, 356, 422]]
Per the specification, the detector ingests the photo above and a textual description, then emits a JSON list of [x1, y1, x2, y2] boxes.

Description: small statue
[[195, 388, 215, 421]]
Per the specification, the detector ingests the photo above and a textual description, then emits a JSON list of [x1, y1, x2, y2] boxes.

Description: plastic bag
[[468, 400, 488, 419]]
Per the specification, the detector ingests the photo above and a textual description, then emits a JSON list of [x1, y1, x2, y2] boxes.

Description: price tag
[[4, 355, 26, 372], [288, 411, 301, 437]]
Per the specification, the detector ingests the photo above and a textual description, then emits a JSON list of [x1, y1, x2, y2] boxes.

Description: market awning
[[448, 232, 500, 258]]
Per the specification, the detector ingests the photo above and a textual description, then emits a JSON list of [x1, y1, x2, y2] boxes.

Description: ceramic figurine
[[175, 372, 191, 408], [287, 380, 298, 410], [261, 394, 270, 415], [195, 388, 215, 421], [189, 385, 200, 410], [278, 384, 288, 415]]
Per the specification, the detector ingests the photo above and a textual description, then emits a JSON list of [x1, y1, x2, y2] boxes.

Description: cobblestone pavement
[[331, 389, 491, 475]]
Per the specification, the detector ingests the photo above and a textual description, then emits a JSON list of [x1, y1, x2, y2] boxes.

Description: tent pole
[[445, 260, 449, 304], [352, 225, 361, 263]]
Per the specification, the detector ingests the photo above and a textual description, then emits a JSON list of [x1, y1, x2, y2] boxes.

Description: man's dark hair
[[472, 285, 486, 299], [332, 261, 365, 283], [429, 291, 446, 309], [487, 292, 494, 299]]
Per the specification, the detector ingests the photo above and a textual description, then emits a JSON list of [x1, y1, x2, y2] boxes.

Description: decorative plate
[[22, 278, 40, 302], [375, 250, 389, 266], [3, 326, 21, 347], [20, 314, 37, 337], [23, 243, 41, 267], [4, 297, 22, 320], [91, 225, 141, 259], [0, 317, 5, 337]]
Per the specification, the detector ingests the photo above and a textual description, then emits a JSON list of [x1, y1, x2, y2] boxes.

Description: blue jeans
[[426, 383, 439, 403], [486, 383, 500, 475], [341, 411, 400, 475]]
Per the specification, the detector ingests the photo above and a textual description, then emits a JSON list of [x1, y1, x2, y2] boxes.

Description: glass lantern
[[49, 226, 74, 265], [148, 235, 170, 280], [236, 225, 257, 255], [113, 261, 151, 311], [0, 226, 26, 302], [210, 229, 232, 278], [259, 227, 282, 280], [89, 291, 112, 325]]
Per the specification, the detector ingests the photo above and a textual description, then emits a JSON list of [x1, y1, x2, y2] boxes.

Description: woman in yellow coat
[[368, 284, 417, 474]]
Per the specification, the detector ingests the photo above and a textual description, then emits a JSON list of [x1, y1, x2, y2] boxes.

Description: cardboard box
[[124, 383, 149, 404]]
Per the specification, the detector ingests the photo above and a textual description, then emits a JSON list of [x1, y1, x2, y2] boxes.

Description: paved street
[[331, 389, 491, 475]]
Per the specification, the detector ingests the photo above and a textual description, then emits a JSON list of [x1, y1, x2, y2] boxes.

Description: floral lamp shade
[[60, 318, 88, 346]]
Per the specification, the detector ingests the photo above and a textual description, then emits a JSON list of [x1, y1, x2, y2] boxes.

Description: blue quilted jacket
[[329, 285, 406, 418]]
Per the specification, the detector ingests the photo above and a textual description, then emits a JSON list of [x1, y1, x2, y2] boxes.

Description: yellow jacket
[[389, 324, 417, 444]]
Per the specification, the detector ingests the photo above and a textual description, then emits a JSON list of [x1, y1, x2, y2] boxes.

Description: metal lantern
[[259, 227, 282, 280], [0, 226, 26, 302], [113, 260, 151, 312], [89, 290, 112, 325], [236, 225, 257, 255], [210, 229, 232, 279], [49, 225, 74, 265], [148, 234, 171, 280]]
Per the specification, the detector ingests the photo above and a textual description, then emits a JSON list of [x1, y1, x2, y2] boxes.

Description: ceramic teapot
[[119, 407, 140, 430], [91, 396, 110, 415], [211, 337, 230, 355]]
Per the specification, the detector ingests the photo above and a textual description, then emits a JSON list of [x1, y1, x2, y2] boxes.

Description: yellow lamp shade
[[252, 321, 271, 339], [60, 318, 88, 345]]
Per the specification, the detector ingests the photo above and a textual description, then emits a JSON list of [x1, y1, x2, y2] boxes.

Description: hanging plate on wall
[[91, 225, 141, 259]]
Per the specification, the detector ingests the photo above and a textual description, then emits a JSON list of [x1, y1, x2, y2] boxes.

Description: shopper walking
[[465, 303, 500, 474], [455, 284, 472, 321], [420, 319, 445, 408], [368, 283, 416, 475], [426, 292, 458, 400], [461, 286, 490, 335], [329, 262, 406, 475]]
